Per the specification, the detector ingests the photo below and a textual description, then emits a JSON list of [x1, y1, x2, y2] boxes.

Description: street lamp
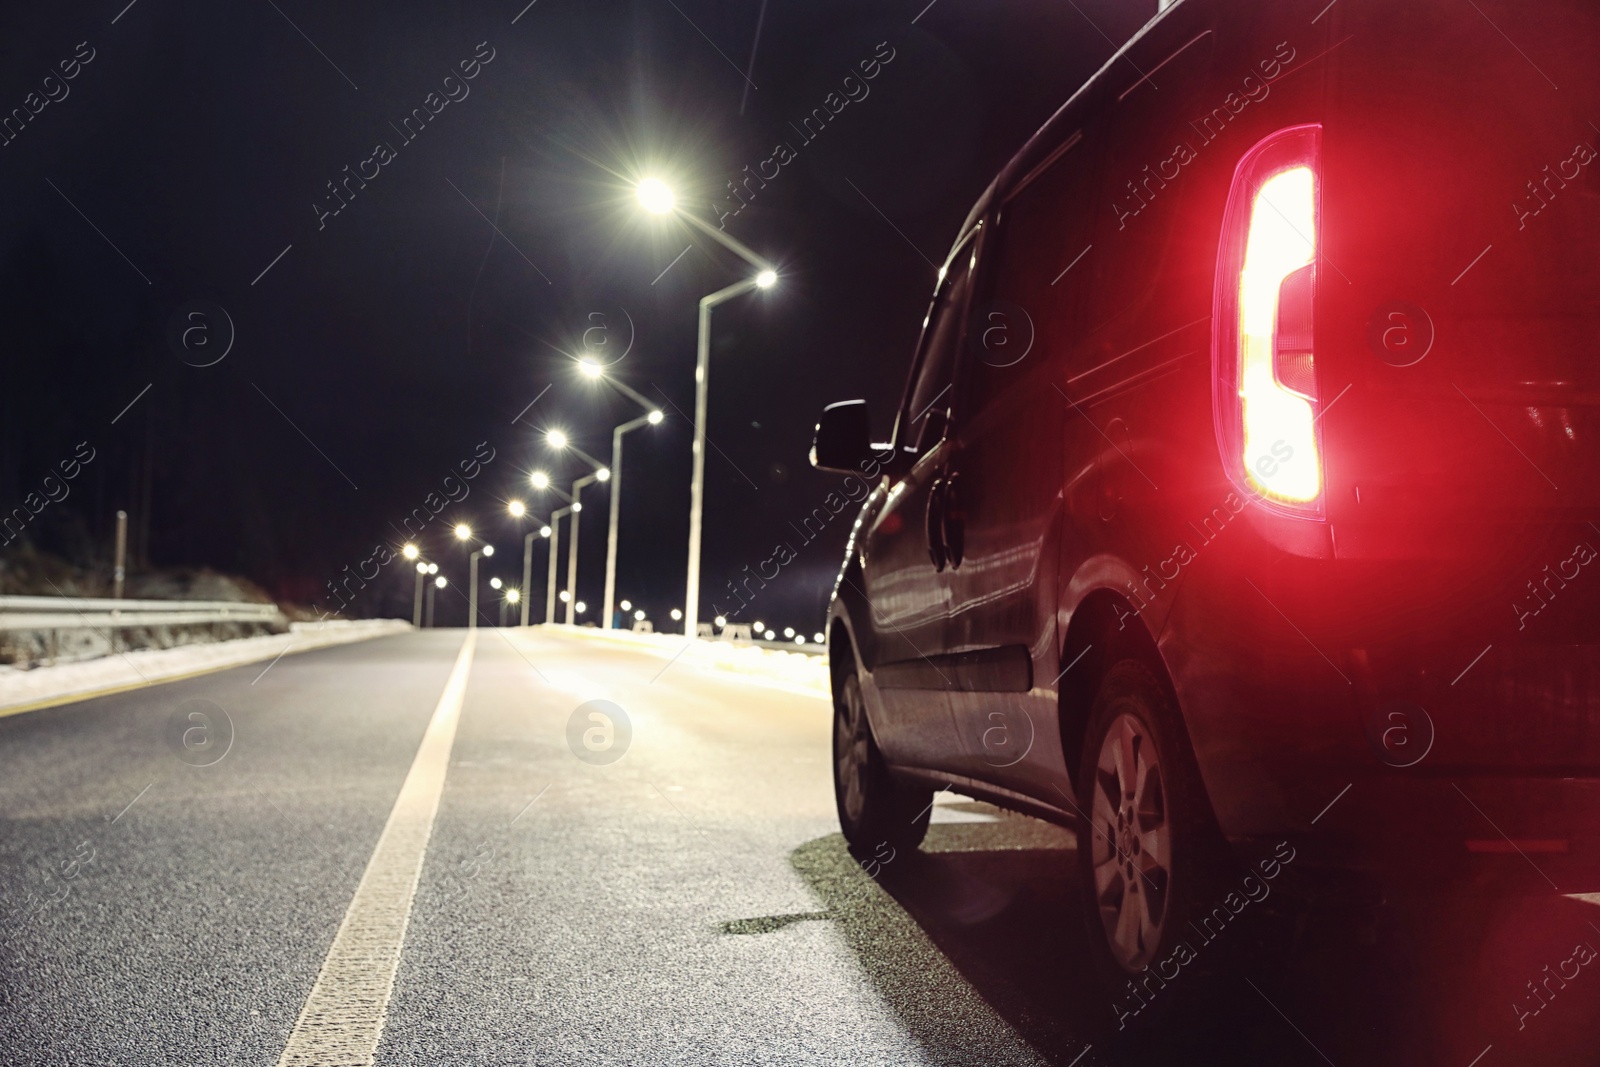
[[508, 500, 526, 519], [577, 359, 668, 631], [635, 177, 778, 639], [467, 540, 494, 631], [545, 504, 573, 623], [519, 514, 552, 628], [412, 559, 428, 628], [543, 430, 610, 626], [564, 469, 606, 625], [427, 574, 446, 628], [454, 523, 472, 541]]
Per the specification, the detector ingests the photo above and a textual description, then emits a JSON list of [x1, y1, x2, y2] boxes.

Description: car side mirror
[[810, 400, 874, 474]]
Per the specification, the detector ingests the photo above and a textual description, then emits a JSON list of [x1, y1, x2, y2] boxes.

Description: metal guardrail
[[0, 595, 283, 632]]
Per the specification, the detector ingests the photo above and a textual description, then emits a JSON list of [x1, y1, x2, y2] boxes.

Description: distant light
[[539, 525, 552, 538], [482, 545, 495, 557], [634, 609, 646, 621], [508, 500, 526, 518], [755, 269, 778, 289], [531, 471, 551, 490], [490, 577, 503, 589], [813, 632, 825, 644], [764, 630, 775, 640], [427, 563, 439, 575], [783, 627, 795, 638], [575, 601, 587, 614], [670, 608, 683, 621], [637, 177, 675, 215], [454, 523, 472, 541], [753, 621, 764, 632], [647, 410, 664, 425], [795, 635, 806, 645], [434, 576, 447, 588], [416, 562, 428, 574], [507, 588, 521, 604], [714, 615, 727, 628], [559, 590, 572, 603], [595, 467, 611, 483], [620, 599, 632, 611], [402, 543, 419, 561], [547, 430, 569, 450], [571, 502, 583, 513], [578, 357, 604, 379]]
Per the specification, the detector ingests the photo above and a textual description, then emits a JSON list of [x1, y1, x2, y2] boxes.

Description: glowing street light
[[636, 177, 676, 215], [578, 356, 604, 379], [546, 429, 569, 450], [506, 587, 521, 603], [620, 599, 632, 612], [756, 269, 778, 289], [402, 543, 420, 561], [435, 576, 447, 587], [540, 525, 552, 538], [490, 577, 503, 590], [670, 608, 683, 622], [648, 410, 664, 425], [714, 615, 727, 629], [633, 609, 646, 622], [531, 471, 551, 490], [559, 589, 572, 603], [454, 523, 472, 541], [508, 500, 527, 518]]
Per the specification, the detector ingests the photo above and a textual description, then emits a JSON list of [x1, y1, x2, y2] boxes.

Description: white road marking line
[[274, 631, 476, 1067]]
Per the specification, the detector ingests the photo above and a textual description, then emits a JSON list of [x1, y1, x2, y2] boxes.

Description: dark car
[[810, 0, 1600, 990]]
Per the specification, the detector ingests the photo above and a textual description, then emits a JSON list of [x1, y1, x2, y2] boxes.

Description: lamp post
[[538, 431, 609, 627], [521, 520, 551, 628], [427, 574, 445, 628], [565, 469, 607, 625], [468, 544, 494, 630], [635, 177, 777, 638], [684, 272, 775, 636], [546, 504, 573, 623], [601, 410, 662, 629], [402, 543, 423, 627], [578, 360, 666, 631]]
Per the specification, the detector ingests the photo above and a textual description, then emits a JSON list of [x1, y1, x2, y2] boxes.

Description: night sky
[[0, 0, 1153, 630]]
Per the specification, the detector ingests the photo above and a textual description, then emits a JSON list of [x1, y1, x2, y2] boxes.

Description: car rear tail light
[[1212, 124, 1324, 516]]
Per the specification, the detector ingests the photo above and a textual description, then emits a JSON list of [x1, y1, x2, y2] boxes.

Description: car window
[[961, 126, 1099, 407], [899, 240, 975, 456]]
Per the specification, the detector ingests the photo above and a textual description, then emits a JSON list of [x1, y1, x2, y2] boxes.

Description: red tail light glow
[[1213, 124, 1324, 516]]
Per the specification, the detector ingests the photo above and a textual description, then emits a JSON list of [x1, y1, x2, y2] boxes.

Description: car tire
[[1075, 658, 1230, 997], [833, 668, 932, 856]]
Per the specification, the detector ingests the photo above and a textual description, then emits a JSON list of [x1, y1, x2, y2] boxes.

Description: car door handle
[[926, 475, 948, 572], [941, 470, 965, 569]]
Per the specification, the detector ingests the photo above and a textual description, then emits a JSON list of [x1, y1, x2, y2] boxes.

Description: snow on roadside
[[0, 619, 411, 715], [538, 624, 830, 696]]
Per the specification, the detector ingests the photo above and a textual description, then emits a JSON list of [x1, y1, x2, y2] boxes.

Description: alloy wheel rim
[[1090, 711, 1171, 972], [835, 678, 870, 824]]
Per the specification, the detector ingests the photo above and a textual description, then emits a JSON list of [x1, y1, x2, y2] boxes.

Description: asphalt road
[[3, 627, 1598, 1066]]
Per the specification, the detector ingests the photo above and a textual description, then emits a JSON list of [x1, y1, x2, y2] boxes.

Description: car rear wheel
[[833, 669, 932, 856], [1076, 659, 1227, 987]]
